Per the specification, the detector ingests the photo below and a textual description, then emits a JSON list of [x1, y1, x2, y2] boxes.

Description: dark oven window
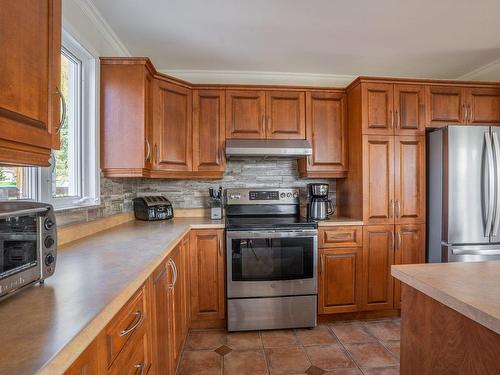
[[0, 215, 38, 278], [231, 237, 314, 281]]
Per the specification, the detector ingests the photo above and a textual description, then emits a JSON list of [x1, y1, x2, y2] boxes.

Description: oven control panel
[[226, 188, 299, 205]]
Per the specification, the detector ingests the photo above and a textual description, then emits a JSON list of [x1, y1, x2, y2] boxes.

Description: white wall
[[62, 0, 130, 57]]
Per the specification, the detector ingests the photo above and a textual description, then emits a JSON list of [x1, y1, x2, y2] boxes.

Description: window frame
[[37, 30, 100, 210]]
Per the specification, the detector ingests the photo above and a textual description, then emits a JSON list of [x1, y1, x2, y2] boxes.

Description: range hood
[[225, 139, 312, 158]]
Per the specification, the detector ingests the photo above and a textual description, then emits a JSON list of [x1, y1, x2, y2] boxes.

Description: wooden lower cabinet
[[319, 247, 363, 314], [393, 224, 425, 309], [64, 340, 99, 375], [361, 225, 395, 311], [189, 229, 225, 325]]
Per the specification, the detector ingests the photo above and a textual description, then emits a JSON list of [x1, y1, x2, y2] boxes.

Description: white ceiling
[[89, 0, 500, 82]]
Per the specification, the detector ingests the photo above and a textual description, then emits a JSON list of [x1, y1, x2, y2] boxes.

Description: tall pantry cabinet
[[337, 79, 426, 311]]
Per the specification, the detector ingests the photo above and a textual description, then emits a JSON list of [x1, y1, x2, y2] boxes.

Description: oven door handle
[[226, 230, 318, 239]]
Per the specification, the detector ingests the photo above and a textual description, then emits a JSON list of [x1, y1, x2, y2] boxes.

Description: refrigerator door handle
[[452, 248, 500, 256], [484, 132, 495, 237], [491, 132, 500, 237]]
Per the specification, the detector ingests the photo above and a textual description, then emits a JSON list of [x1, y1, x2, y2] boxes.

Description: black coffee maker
[[307, 183, 334, 220]]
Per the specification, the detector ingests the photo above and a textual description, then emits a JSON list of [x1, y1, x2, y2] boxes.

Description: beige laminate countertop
[[0, 217, 223, 375], [392, 261, 500, 334]]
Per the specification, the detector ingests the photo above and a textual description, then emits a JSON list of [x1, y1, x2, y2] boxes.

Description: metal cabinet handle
[[171, 259, 178, 286], [394, 110, 399, 129], [463, 104, 468, 123], [391, 231, 395, 252], [154, 144, 158, 164], [320, 254, 325, 275], [167, 260, 175, 289], [134, 363, 145, 375], [468, 104, 472, 123], [395, 200, 400, 219], [119, 310, 144, 337], [397, 110, 401, 129], [218, 236, 223, 257], [491, 132, 500, 237], [56, 87, 66, 134], [390, 110, 394, 129], [267, 116, 271, 132], [389, 199, 394, 218], [145, 139, 151, 162], [485, 132, 495, 236], [397, 231, 401, 252], [261, 115, 265, 132]]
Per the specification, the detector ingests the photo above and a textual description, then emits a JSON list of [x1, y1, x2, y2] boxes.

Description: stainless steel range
[[225, 188, 318, 331]]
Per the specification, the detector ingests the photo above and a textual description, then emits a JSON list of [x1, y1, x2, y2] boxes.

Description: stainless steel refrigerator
[[428, 125, 500, 262]]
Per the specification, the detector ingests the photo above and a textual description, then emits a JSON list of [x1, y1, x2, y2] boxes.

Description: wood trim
[[58, 212, 135, 246], [318, 309, 400, 322]]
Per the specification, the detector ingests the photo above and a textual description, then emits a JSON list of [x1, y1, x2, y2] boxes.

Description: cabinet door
[[154, 80, 192, 171], [425, 85, 465, 127], [0, 0, 61, 165], [393, 224, 425, 308], [394, 136, 425, 224], [152, 261, 175, 375], [361, 83, 394, 135], [362, 225, 395, 310], [189, 230, 225, 321], [299, 92, 347, 176], [467, 87, 500, 124], [362, 136, 395, 224], [193, 89, 225, 172], [394, 85, 425, 135], [319, 247, 362, 314], [265, 91, 305, 139], [170, 245, 186, 369], [64, 339, 99, 375], [226, 90, 266, 139]]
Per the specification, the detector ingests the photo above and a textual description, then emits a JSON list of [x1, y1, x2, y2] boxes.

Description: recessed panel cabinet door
[[0, 0, 61, 165], [193, 90, 225, 172], [265, 91, 305, 139], [154, 80, 192, 171], [394, 136, 425, 224], [64, 340, 99, 375], [425, 86, 465, 127], [319, 247, 362, 314], [362, 135, 394, 224], [393, 224, 425, 308], [361, 83, 394, 135], [362, 225, 395, 310], [467, 87, 500, 124], [226, 90, 266, 139], [190, 230, 225, 321], [302, 92, 347, 174], [394, 85, 425, 135]]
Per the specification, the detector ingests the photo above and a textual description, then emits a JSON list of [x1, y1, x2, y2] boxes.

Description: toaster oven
[[0, 201, 57, 300]]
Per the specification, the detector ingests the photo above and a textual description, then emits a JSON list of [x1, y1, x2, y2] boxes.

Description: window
[[0, 31, 99, 209]]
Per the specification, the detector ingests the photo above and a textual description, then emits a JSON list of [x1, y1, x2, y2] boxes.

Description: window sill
[[53, 201, 102, 213]]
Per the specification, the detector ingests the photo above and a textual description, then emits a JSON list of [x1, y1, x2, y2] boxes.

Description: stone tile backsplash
[[56, 158, 336, 226]]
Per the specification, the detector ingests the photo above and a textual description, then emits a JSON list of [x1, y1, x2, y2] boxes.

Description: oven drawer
[[319, 226, 362, 248], [228, 295, 317, 331], [105, 285, 148, 368]]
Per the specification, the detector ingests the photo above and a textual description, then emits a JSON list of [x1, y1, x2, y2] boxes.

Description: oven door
[[0, 213, 41, 296], [226, 229, 318, 298]]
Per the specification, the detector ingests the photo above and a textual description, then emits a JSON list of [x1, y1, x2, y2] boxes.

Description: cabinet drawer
[[109, 330, 151, 375], [105, 286, 148, 368], [319, 226, 362, 248]]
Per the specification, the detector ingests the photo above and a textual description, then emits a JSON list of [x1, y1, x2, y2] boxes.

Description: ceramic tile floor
[[177, 317, 401, 375]]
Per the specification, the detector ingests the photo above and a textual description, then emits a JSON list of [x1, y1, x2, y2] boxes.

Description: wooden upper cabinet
[[265, 91, 305, 139], [189, 230, 225, 322], [298, 92, 347, 177], [362, 225, 395, 311], [394, 85, 425, 134], [226, 90, 266, 139], [425, 85, 465, 127], [319, 247, 362, 314], [100, 60, 154, 177], [394, 136, 425, 224], [193, 90, 225, 173], [0, 0, 61, 166], [467, 87, 500, 124], [393, 224, 425, 308], [362, 136, 395, 224], [154, 80, 193, 172], [361, 83, 394, 135]]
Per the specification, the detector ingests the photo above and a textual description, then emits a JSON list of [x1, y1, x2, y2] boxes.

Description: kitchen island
[[392, 261, 500, 375]]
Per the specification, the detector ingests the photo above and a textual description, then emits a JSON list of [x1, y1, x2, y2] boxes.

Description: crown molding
[[159, 69, 356, 87], [72, 0, 131, 57], [457, 57, 500, 80]]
